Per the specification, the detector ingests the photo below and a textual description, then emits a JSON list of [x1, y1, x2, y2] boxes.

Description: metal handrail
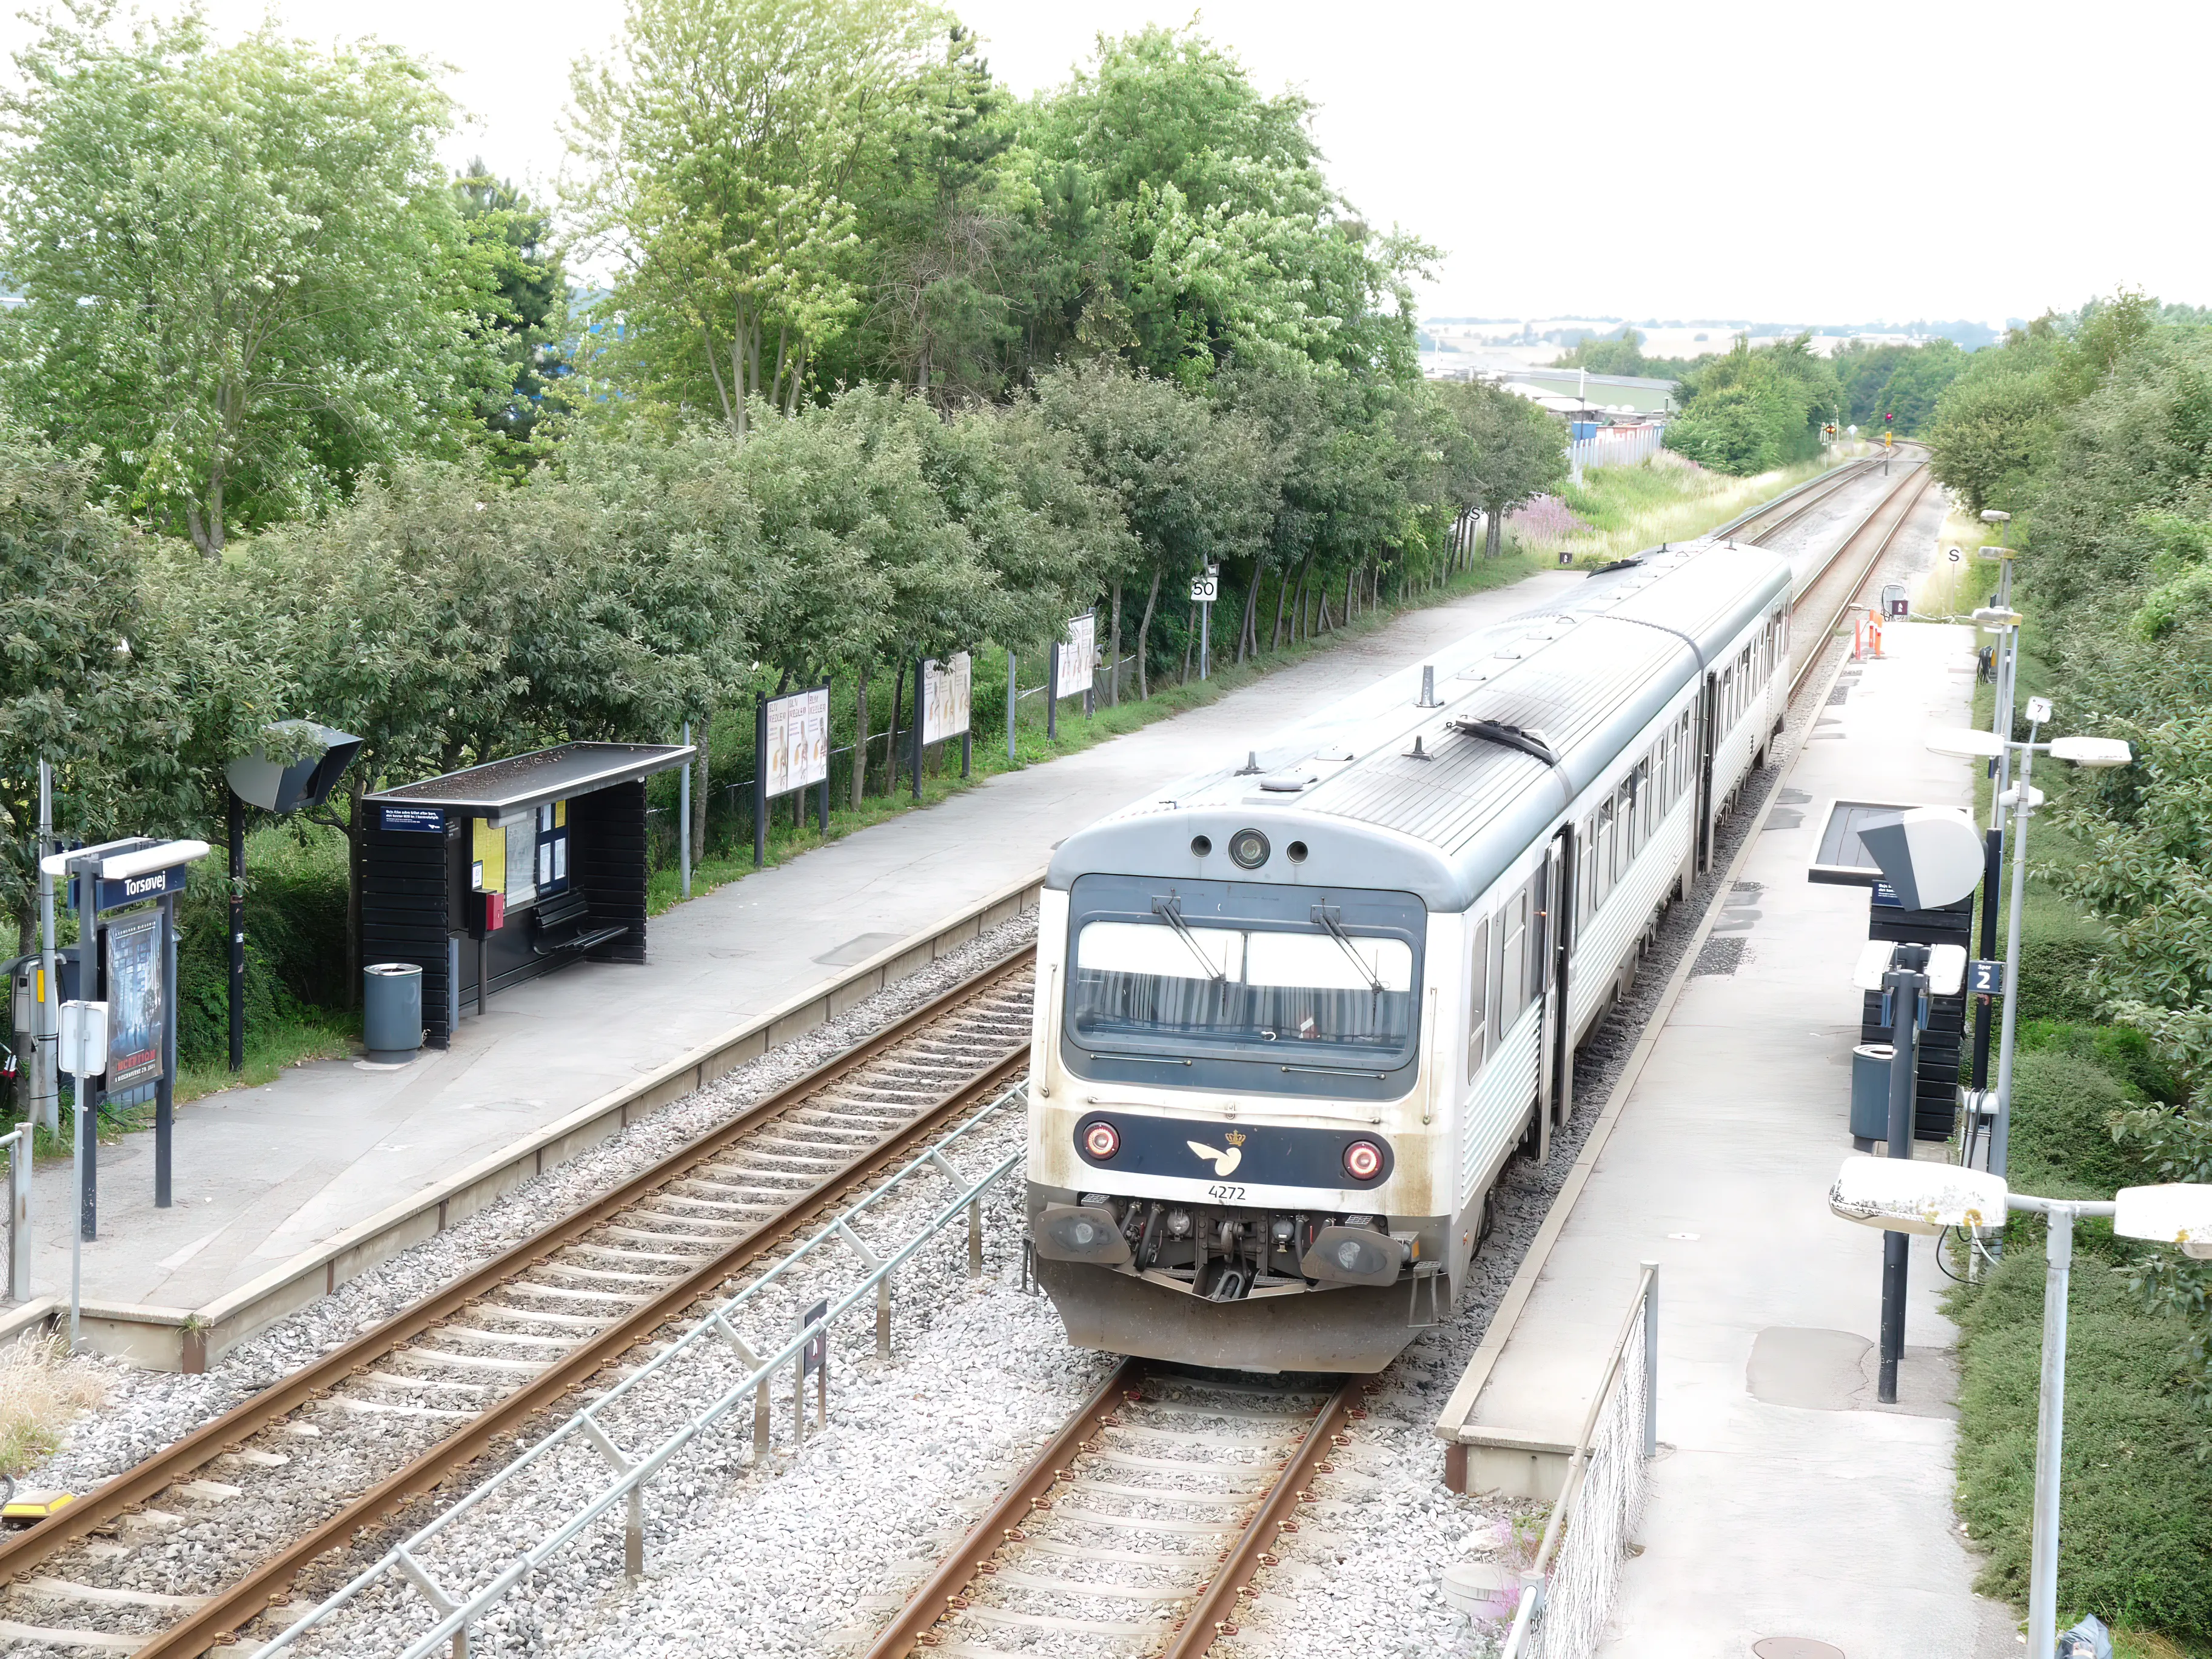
[[1500, 1260, 1658, 1658], [256, 1083, 1025, 1659]]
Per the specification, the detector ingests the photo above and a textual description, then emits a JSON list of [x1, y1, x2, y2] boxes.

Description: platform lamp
[[1832, 1160, 2212, 1658], [223, 722, 363, 1070], [1924, 717, 2131, 1175]]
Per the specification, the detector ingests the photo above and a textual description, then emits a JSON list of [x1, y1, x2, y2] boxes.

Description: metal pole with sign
[[1191, 566, 1218, 681], [66, 856, 100, 1243], [59, 991, 105, 1350], [679, 721, 692, 899]]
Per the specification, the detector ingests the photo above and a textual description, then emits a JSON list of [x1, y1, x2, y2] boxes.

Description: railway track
[[863, 1362, 1362, 1659], [1782, 445, 1936, 697], [1719, 452, 1885, 546], [0, 950, 1037, 1659]]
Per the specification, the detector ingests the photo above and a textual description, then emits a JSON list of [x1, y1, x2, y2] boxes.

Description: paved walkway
[[1451, 606, 2017, 1654], [18, 571, 1579, 1314]]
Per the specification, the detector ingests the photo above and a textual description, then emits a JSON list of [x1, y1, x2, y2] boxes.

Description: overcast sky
[[6, 0, 2204, 325]]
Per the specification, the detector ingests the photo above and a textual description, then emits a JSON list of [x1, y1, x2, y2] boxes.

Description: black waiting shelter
[[361, 742, 694, 1047]]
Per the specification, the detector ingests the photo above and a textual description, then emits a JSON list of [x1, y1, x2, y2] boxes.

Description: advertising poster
[[105, 908, 165, 1087], [922, 652, 972, 743], [765, 688, 830, 798], [764, 696, 791, 798], [1055, 612, 1096, 698], [799, 687, 830, 787]]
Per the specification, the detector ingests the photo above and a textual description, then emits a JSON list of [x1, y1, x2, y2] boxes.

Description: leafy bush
[[1954, 1243, 2212, 1635], [2003, 1047, 2147, 1199], [2017, 891, 2114, 1024], [173, 828, 352, 1068]]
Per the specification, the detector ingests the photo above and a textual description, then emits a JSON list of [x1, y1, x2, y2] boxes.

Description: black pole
[[156, 890, 175, 1208], [911, 658, 924, 801], [819, 683, 831, 835], [961, 724, 971, 780], [1878, 953, 1927, 1404], [227, 791, 246, 1071], [1969, 826, 2002, 1094], [754, 692, 768, 868]]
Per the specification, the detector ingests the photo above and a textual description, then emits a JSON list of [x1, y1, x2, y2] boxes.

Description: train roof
[[1046, 538, 1791, 911]]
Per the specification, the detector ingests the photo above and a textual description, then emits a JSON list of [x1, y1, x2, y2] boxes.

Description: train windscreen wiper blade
[[1151, 897, 1227, 983], [1311, 905, 1385, 996]]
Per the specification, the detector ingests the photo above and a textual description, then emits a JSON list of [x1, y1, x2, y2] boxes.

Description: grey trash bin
[[363, 962, 423, 1063], [1851, 1043, 1895, 1150]]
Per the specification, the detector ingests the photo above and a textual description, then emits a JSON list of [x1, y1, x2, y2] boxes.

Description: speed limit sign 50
[[1190, 572, 1219, 603]]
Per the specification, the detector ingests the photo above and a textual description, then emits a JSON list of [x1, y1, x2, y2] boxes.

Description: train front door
[[1538, 825, 1572, 1161]]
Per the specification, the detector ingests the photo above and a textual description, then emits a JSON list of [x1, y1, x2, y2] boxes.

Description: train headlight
[[1343, 1139, 1384, 1181], [1165, 1208, 1193, 1237], [1228, 828, 1270, 869], [1034, 1202, 1132, 1266], [1081, 1120, 1120, 1160], [1301, 1223, 1407, 1287]]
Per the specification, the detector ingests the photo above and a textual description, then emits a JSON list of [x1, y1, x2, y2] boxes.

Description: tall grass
[[1513, 445, 1871, 569], [0, 1332, 106, 1480]]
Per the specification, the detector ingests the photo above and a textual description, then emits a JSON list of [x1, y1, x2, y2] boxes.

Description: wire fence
[[642, 650, 1144, 874], [1503, 1262, 1657, 1659]]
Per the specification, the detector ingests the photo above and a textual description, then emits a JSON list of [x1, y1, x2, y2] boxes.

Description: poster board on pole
[[922, 653, 971, 743], [104, 910, 164, 1088], [764, 688, 830, 799], [1054, 614, 1096, 698]]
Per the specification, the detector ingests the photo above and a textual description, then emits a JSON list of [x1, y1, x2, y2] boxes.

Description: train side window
[[1592, 800, 1614, 910], [1496, 883, 1530, 1041], [1638, 759, 1655, 840], [1467, 916, 1490, 1077], [1615, 778, 1637, 872], [1529, 862, 1549, 1000]]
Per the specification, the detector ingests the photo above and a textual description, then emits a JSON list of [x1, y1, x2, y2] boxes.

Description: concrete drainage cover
[[1753, 1641, 1845, 1659]]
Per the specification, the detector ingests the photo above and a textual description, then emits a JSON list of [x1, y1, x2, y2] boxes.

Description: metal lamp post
[[1833, 1164, 2212, 1655], [1924, 717, 2132, 1175]]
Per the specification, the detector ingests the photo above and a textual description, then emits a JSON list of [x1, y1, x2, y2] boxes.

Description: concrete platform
[[1436, 615, 2019, 1655], [7, 569, 1577, 1366]]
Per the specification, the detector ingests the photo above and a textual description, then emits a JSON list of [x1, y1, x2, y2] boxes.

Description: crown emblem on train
[[1224, 1130, 1247, 1146]]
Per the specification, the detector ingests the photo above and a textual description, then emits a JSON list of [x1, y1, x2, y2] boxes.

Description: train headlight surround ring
[[1228, 828, 1270, 869], [1081, 1120, 1121, 1160], [1343, 1139, 1384, 1181]]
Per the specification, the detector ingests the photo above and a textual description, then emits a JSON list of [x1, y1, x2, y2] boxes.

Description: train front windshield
[[1061, 876, 1426, 1098]]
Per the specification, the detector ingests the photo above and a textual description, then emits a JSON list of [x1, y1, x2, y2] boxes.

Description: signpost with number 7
[[1190, 565, 1219, 680]]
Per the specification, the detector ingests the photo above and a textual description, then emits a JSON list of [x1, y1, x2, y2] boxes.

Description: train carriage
[[1026, 541, 1793, 1373]]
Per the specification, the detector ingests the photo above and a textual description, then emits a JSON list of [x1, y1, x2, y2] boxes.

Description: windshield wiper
[[1311, 905, 1386, 996], [1151, 897, 1227, 983]]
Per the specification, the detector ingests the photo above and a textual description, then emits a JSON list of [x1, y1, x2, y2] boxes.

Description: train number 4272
[[1207, 1182, 1247, 1203]]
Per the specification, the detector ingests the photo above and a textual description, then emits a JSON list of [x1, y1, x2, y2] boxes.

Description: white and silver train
[[1025, 540, 1793, 1372]]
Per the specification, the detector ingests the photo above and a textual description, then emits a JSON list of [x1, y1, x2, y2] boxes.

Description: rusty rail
[[1158, 1375, 1365, 1658], [0, 946, 1035, 1657], [862, 1359, 1144, 1659]]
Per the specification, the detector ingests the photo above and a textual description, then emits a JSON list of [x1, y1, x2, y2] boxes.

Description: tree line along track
[[0, 951, 1038, 1659], [863, 1362, 1363, 1659]]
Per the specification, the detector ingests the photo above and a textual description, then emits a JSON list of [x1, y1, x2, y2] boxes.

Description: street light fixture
[[1832, 1159, 2212, 1657], [1925, 709, 2132, 1175]]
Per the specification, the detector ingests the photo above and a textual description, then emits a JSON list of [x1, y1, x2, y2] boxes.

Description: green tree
[[1434, 381, 1570, 556], [567, 0, 951, 439], [454, 161, 571, 468], [0, 421, 193, 947], [0, 8, 500, 555], [1665, 334, 1842, 475], [1020, 24, 1433, 388]]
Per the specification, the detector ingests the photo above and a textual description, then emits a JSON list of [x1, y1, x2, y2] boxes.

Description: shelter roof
[[366, 742, 694, 819]]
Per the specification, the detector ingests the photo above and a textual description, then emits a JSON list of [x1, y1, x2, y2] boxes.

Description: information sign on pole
[[1189, 569, 1219, 604], [1968, 958, 2002, 996], [1054, 614, 1096, 699], [921, 652, 972, 743]]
